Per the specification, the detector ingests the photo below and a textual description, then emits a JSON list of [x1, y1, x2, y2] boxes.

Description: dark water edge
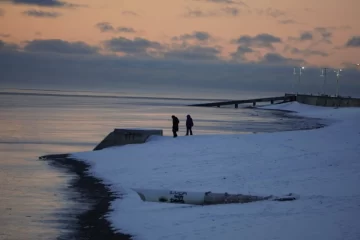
[[39, 154, 132, 240]]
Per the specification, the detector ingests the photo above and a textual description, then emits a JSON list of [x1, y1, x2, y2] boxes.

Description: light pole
[[334, 69, 342, 97], [320, 68, 328, 95], [292, 67, 296, 93], [293, 66, 305, 94]]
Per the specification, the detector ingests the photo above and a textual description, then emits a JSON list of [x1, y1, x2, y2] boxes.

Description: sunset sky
[[1, 0, 359, 67], [0, 0, 360, 96]]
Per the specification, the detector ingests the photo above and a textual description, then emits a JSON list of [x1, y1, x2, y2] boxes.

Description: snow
[[72, 102, 360, 240]]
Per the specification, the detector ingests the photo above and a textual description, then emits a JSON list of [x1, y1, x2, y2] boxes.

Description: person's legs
[[186, 128, 189, 136], [190, 128, 193, 135]]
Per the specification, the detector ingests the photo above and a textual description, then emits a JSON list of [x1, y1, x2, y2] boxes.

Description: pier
[[189, 94, 296, 108]]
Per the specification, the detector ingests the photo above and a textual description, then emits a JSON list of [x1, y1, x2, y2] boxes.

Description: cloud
[[230, 45, 254, 61], [172, 31, 212, 42], [0, 33, 10, 38], [324, 25, 352, 31], [194, 0, 247, 6], [345, 36, 360, 48], [185, 9, 208, 17], [288, 31, 313, 42], [164, 46, 221, 61], [184, 7, 242, 17], [185, 5, 286, 18], [232, 33, 282, 50], [122, 11, 138, 16], [103, 37, 162, 56], [0, 0, 79, 8], [96, 22, 115, 32], [24, 39, 99, 55], [314, 27, 332, 44], [255, 8, 286, 18], [1, 38, 360, 98], [103, 35, 220, 62], [259, 53, 305, 65], [95, 22, 137, 34], [299, 32, 313, 41], [286, 46, 328, 57], [0, 8, 4, 16], [222, 7, 239, 16], [278, 19, 298, 25], [0, 39, 18, 51], [288, 27, 334, 48], [309, 26, 351, 49], [23, 9, 61, 18], [117, 27, 136, 33]]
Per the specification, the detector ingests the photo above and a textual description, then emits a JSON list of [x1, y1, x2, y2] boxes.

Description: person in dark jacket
[[171, 115, 179, 138], [186, 114, 193, 136]]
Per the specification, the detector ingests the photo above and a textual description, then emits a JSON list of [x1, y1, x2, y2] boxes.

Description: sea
[[0, 87, 323, 240]]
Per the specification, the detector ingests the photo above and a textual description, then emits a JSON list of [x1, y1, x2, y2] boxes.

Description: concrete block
[[94, 128, 163, 151], [132, 188, 298, 205], [296, 94, 360, 107]]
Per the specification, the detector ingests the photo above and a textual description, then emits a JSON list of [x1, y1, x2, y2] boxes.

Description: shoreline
[[259, 105, 327, 131], [39, 153, 132, 240]]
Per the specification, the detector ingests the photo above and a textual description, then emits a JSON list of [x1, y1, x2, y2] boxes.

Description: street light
[[293, 66, 305, 94], [334, 69, 342, 97], [320, 68, 328, 95]]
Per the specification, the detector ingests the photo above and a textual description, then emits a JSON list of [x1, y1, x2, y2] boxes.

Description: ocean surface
[[0, 88, 322, 240]]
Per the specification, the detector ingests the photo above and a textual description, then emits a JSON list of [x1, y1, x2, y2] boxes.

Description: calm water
[[0, 89, 321, 240]]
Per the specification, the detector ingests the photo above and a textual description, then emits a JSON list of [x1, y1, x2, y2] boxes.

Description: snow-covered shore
[[72, 102, 360, 240]]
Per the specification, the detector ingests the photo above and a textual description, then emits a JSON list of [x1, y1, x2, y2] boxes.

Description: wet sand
[[39, 153, 132, 240]]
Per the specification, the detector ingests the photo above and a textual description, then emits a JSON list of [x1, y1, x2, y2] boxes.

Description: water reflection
[[0, 142, 90, 240]]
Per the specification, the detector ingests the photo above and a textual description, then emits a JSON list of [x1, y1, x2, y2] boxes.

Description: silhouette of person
[[171, 115, 179, 138], [186, 114, 193, 136]]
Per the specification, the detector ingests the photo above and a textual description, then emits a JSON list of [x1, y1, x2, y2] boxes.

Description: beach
[[70, 102, 360, 240]]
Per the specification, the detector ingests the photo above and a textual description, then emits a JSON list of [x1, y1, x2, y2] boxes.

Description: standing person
[[171, 115, 179, 138], [186, 114, 193, 136]]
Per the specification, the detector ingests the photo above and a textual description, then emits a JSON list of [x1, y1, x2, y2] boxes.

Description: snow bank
[[72, 102, 360, 240]]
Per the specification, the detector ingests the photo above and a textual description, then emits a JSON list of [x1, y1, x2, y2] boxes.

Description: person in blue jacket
[[186, 114, 194, 136]]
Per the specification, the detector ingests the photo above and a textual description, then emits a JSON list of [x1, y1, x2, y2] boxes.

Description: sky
[[0, 0, 359, 95]]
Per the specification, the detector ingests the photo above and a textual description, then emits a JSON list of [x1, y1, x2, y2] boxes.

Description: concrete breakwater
[[293, 94, 360, 107], [94, 128, 163, 150]]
